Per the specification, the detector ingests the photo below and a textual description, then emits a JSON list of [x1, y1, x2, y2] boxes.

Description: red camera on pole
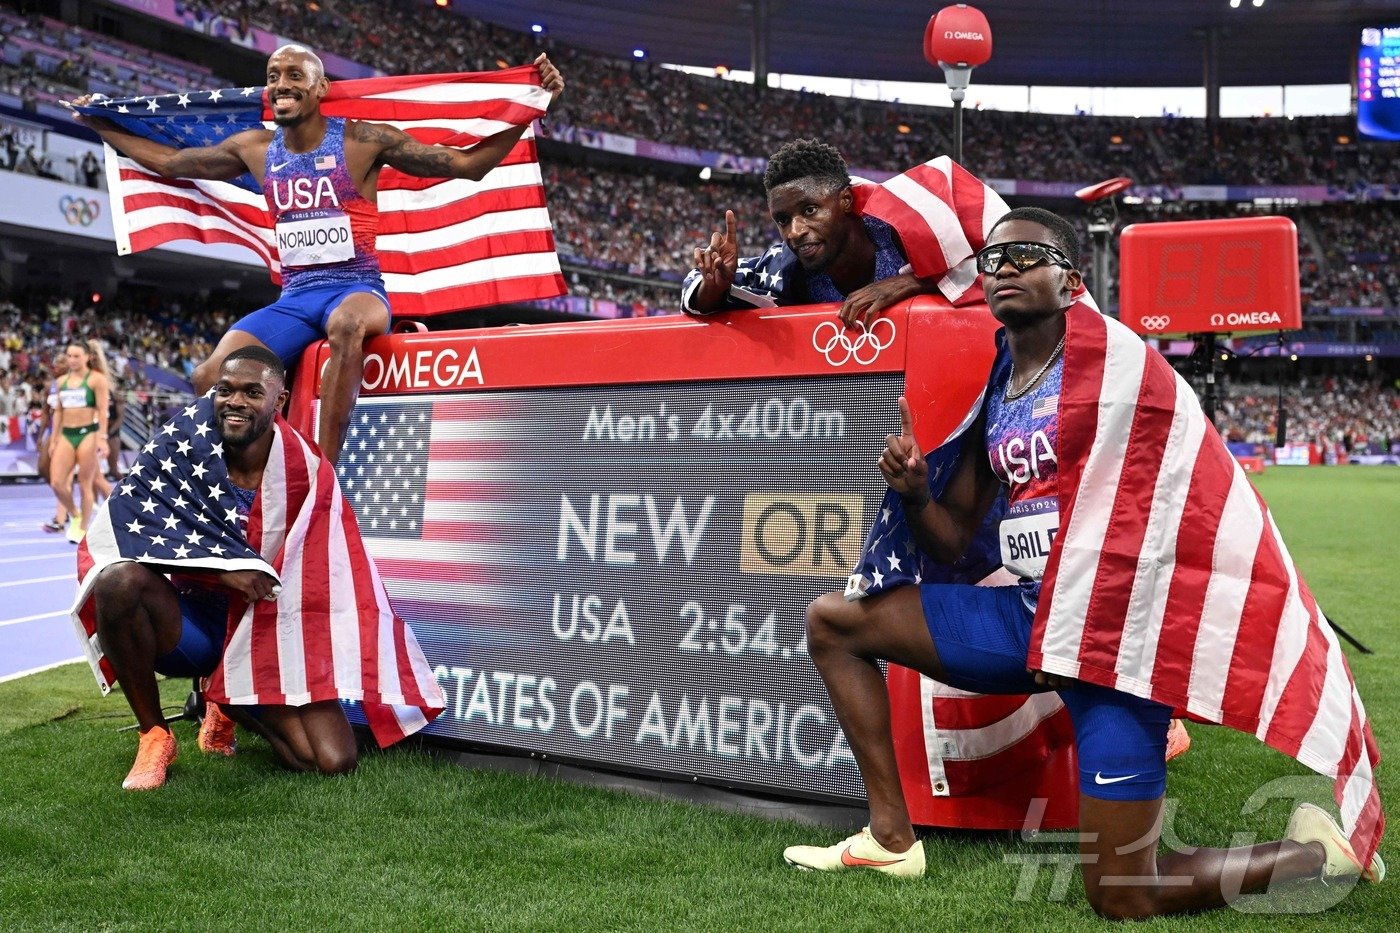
[[923, 5, 992, 164], [924, 3, 993, 83]]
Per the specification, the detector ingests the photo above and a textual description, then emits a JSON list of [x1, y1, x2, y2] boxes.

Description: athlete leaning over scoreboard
[[682, 139, 940, 325]]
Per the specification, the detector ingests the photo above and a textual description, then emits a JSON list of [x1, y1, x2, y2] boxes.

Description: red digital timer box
[[1119, 216, 1302, 336]]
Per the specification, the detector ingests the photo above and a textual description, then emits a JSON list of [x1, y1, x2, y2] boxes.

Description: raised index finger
[[898, 396, 914, 438], [724, 209, 736, 245]]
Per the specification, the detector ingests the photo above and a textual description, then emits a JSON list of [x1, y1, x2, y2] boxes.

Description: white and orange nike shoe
[[783, 827, 926, 878], [1286, 803, 1386, 884]]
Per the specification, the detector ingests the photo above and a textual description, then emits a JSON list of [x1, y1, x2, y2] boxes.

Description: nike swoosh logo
[[840, 846, 904, 868], [1093, 772, 1140, 785], [269, 161, 290, 172]]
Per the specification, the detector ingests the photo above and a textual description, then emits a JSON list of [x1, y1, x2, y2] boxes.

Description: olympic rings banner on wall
[[0, 170, 262, 267]]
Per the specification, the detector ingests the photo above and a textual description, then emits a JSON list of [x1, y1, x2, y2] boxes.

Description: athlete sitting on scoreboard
[[681, 139, 939, 325]]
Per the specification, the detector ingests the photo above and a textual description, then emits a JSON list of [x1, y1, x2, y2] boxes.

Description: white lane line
[[0, 553, 75, 565], [0, 658, 84, 685], [0, 574, 74, 589], [0, 538, 68, 546], [0, 610, 68, 629]]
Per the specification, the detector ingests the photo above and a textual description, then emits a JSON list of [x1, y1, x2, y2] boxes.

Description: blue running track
[[0, 483, 85, 683]]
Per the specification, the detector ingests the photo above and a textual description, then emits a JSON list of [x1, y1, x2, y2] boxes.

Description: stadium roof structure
[[449, 0, 1390, 88]]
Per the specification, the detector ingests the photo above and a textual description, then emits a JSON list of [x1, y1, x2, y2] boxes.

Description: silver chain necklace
[[1005, 334, 1066, 401]]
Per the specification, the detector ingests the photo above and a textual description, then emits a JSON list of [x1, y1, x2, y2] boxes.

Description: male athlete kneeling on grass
[[783, 207, 1383, 919], [72, 347, 443, 790]]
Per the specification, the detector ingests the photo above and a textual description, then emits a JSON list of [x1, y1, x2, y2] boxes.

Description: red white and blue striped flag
[[854, 156, 1009, 306], [859, 302, 1383, 859], [1034, 302, 1383, 866], [70, 396, 445, 747], [853, 156, 1099, 311], [75, 65, 566, 316]]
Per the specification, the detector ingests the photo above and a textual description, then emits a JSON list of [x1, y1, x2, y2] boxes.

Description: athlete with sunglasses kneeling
[[782, 207, 1383, 919]]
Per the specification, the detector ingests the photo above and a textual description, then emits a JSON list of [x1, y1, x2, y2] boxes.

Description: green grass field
[[0, 469, 1394, 931]]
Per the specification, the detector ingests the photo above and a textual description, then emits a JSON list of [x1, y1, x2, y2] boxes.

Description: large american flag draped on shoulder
[[856, 301, 1383, 861], [1031, 302, 1383, 866], [76, 65, 565, 316], [70, 396, 445, 747], [853, 155, 1009, 307]]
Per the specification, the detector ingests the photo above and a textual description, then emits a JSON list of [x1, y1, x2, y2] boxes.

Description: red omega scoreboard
[[291, 298, 1078, 829], [1120, 216, 1301, 336]]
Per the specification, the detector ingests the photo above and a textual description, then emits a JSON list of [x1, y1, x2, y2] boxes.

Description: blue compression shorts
[[154, 591, 229, 678], [229, 279, 389, 364], [920, 583, 1172, 801]]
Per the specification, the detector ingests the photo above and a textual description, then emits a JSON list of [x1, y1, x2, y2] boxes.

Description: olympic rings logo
[[1139, 315, 1172, 332], [59, 195, 101, 227], [812, 318, 897, 367]]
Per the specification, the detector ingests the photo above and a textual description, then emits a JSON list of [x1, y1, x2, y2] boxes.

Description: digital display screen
[[336, 374, 903, 803], [1119, 216, 1301, 335], [1358, 26, 1400, 142]]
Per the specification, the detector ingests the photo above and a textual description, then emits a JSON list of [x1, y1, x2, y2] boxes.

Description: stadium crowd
[[0, 5, 227, 109], [221, 0, 1400, 187], [1217, 376, 1400, 455], [0, 0, 1395, 449], [0, 290, 219, 439], [4, 0, 1400, 314], [1307, 203, 1400, 309], [543, 162, 766, 280]]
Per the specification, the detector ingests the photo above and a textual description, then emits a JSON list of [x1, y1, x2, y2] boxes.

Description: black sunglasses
[[975, 241, 1073, 275]]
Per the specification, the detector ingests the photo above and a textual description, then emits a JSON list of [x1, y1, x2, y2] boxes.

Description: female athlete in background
[[49, 340, 110, 543]]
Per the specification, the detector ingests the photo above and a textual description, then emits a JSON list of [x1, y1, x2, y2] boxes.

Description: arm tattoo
[[384, 139, 460, 178], [358, 121, 462, 179]]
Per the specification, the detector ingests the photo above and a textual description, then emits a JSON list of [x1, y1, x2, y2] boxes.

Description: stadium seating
[[0, 0, 1394, 447]]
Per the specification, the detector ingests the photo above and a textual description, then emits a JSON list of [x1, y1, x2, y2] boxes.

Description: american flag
[[338, 403, 432, 539], [1032, 302, 1383, 866], [854, 156, 1100, 312], [71, 396, 445, 747], [854, 156, 1009, 306], [860, 302, 1383, 856], [76, 65, 566, 316], [1031, 394, 1058, 420], [331, 395, 534, 624]]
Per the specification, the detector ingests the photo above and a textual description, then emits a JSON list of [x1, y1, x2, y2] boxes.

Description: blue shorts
[[154, 592, 229, 678], [229, 279, 389, 364], [920, 583, 1171, 801]]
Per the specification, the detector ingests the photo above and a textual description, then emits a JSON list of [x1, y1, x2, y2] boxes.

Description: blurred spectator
[[80, 148, 100, 187]]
